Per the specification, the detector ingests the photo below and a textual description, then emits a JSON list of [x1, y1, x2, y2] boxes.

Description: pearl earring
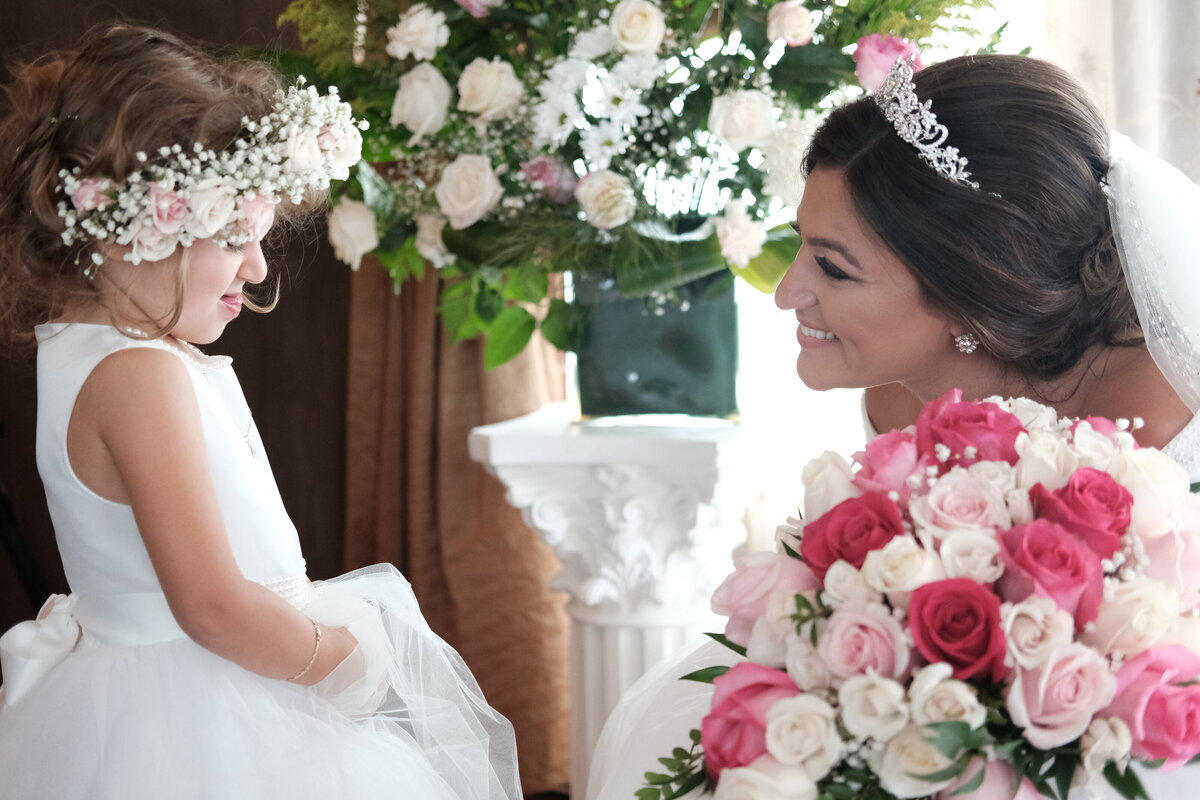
[[955, 332, 980, 354]]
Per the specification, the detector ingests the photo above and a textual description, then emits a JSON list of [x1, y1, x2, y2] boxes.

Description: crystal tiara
[[873, 57, 979, 190]]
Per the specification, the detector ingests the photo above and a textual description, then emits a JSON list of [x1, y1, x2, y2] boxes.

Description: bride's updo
[[0, 23, 286, 351], [804, 54, 1133, 381]]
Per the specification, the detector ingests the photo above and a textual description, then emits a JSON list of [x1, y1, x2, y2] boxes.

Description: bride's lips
[[220, 293, 243, 315]]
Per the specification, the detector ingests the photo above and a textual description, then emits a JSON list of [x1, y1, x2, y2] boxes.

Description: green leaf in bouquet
[[689, 728, 702, 745], [821, 783, 857, 800], [704, 632, 748, 657], [672, 747, 691, 762], [657, 756, 681, 771], [734, 7, 768, 53], [665, 769, 707, 799], [539, 299, 583, 352], [439, 280, 484, 343], [502, 263, 549, 304], [913, 752, 973, 784], [946, 758, 987, 797], [923, 720, 986, 759], [730, 225, 800, 293], [635, 788, 661, 800], [1103, 761, 1150, 800], [768, 44, 856, 106], [644, 772, 673, 785], [1052, 751, 1080, 800], [484, 306, 536, 369], [612, 222, 728, 297], [472, 283, 504, 325], [680, 666, 730, 684]]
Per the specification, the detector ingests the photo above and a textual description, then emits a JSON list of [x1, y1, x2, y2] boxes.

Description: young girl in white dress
[[0, 23, 520, 800]]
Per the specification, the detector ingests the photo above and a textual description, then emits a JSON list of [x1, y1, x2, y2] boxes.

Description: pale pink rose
[[1104, 645, 1200, 769], [817, 602, 910, 686], [149, 182, 188, 235], [766, 0, 814, 47], [520, 156, 578, 203], [325, 125, 363, 181], [853, 34, 924, 93], [454, 0, 503, 19], [1005, 642, 1116, 749], [236, 194, 277, 240], [909, 466, 1011, 545], [937, 759, 1040, 800], [711, 551, 819, 647], [69, 177, 112, 212], [852, 428, 929, 504], [1143, 498, 1200, 609], [128, 222, 177, 264]]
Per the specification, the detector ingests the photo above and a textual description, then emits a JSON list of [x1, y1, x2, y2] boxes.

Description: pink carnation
[[853, 34, 924, 93]]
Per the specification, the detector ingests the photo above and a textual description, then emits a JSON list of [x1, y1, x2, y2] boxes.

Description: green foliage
[[484, 306, 537, 369], [679, 666, 730, 684], [704, 631, 747, 657], [635, 728, 712, 800]]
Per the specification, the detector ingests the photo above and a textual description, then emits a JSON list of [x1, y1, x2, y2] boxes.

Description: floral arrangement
[[278, 0, 985, 367], [58, 80, 364, 264], [641, 389, 1200, 800]]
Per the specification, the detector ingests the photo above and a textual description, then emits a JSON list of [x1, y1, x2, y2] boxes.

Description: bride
[[588, 53, 1200, 800]]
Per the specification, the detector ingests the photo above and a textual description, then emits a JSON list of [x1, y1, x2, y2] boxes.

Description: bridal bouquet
[[641, 389, 1200, 800]]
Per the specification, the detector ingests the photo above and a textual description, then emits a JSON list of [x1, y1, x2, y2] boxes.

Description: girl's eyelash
[[816, 256, 852, 281], [224, 242, 246, 254]]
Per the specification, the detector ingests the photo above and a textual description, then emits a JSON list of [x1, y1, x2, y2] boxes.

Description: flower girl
[[0, 23, 520, 799]]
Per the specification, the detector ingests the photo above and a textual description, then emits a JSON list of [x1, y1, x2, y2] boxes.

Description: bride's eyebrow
[[793, 225, 863, 273]]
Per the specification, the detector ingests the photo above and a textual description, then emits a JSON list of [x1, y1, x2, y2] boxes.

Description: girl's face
[[774, 167, 960, 395]]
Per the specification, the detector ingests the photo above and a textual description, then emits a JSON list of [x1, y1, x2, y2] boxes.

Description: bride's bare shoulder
[[1087, 346, 1193, 449]]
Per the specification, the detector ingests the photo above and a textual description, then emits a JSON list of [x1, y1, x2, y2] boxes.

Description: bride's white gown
[[587, 409, 1200, 800]]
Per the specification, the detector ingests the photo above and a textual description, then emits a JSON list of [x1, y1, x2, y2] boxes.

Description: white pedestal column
[[469, 404, 759, 797]]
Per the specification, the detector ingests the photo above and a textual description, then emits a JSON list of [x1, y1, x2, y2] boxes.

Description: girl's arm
[[76, 346, 354, 684]]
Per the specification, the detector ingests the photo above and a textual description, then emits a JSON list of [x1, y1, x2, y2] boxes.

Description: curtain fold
[[344, 260, 570, 793]]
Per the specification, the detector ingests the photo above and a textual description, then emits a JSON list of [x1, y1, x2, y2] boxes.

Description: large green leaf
[[484, 306, 536, 369], [730, 225, 799, 292], [502, 263, 549, 304], [439, 280, 483, 343], [539, 298, 583, 352], [612, 224, 728, 296]]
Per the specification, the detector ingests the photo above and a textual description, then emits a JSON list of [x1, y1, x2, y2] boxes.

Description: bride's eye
[[816, 256, 851, 281]]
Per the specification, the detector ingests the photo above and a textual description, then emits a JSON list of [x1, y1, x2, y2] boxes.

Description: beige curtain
[[344, 260, 570, 793]]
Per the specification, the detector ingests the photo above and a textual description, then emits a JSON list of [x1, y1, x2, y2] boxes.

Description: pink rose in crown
[[711, 551, 819, 647], [149, 182, 188, 235], [236, 194, 278, 240], [916, 389, 1025, 470], [853, 34, 924, 92], [1103, 645, 1200, 769], [1030, 468, 1132, 560], [851, 428, 931, 503], [454, 0, 503, 18], [998, 519, 1104, 630], [700, 662, 801, 778], [70, 177, 112, 212], [908, 578, 1007, 682], [799, 492, 905, 581], [520, 156, 578, 204]]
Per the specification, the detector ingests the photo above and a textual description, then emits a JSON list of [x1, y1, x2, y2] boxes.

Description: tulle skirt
[[0, 564, 521, 800]]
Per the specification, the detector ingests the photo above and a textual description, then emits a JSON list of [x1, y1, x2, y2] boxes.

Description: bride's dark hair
[[804, 54, 1135, 381]]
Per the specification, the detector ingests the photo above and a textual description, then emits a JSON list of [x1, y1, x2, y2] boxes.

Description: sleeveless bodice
[[34, 323, 306, 644]]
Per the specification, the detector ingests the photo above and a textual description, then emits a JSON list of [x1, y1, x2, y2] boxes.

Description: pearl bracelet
[[286, 620, 322, 682]]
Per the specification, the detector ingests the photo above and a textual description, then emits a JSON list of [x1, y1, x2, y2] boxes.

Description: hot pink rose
[[1104, 645, 1200, 769], [149, 182, 188, 235], [711, 551, 819, 647], [70, 177, 112, 212], [520, 156, 578, 204], [853, 34, 924, 92], [800, 492, 905, 581], [816, 602, 911, 684], [700, 662, 801, 778], [1030, 467, 1131, 560], [1007, 643, 1116, 749], [236, 194, 278, 240], [915, 389, 1025, 471], [454, 0, 503, 18], [998, 520, 1104, 630], [851, 429, 931, 503], [908, 578, 1007, 683], [937, 759, 1040, 800]]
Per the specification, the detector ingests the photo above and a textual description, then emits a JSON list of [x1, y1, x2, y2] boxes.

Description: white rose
[[128, 222, 177, 264], [713, 200, 767, 269], [609, 0, 666, 55], [712, 755, 818, 800], [184, 178, 237, 239], [746, 590, 798, 667], [574, 170, 636, 230], [862, 535, 944, 608], [390, 63, 452, 146], [984, 395, 1060, 432], [966, 460, 1016, 495], [327, 200, 379, 271], [838, 672, 909, 743], [821, 560, 881, 609], [457, 57, 525, 121], [325, 125, 363, 181], [775, 515, 803, 555], [708, 89, 777, 152], [1108, 448, 1191, 538], [415, 213, 455, 269], [801, 451, 861, 521], [939, 530, 1004, 584], [784, 634, 831, 692], [1082, 577, 1178, 657], [909, 466, 1010, 545], [282, 130, 322, 174], [1076, 717, 1132, 795], [870, 724, 955, 799], [1157, 615, 1200, 658], [1014, 429, 1078, 491], [385, 4, 449, 61], [767, 0, 814, 46], [1002, 595, 1075, 669], [1005, 487, 1035, 525], [908, 663, 986, 729], [765, 694, 843, 780], [434, 154, 503, 230], [1072, 420, 1119, 472]]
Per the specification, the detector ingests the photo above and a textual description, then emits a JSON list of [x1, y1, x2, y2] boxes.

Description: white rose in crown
[[1082, 577, 1179, 657], [870, 724, 955, 799], [801, 451, 860, 521], [1014, 429, 1078, 491], [708, 89, 777, 152], [327, 200, 379, 271], [574, 170, 636, 230], [415, 213, 455, 269], [766, 0, 814, 46], [130, 222, 177, 263], [391, 63, 453, 146], [908, 663, 986, 729], [184, 178, 237, 239], [282, 130, 323, 174], [434, 154, 504, 230], [838, 671, 909, 742], [385, 3, 449, 61], [712, 754, 818, 800], [1002, 595, 1074, 670], [764, 694, 843, 780], [457, 57, 525, 121], [713, 200, 767, 269], [861, 535, 945, 608], [939, 529, 1004, 584], [609, 0, 666, 55]]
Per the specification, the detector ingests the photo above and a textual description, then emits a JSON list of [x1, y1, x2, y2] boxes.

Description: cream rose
[[1158, 614, 1200, 657], [327, 200, 379, 271], [764, 694, 843, 780], [390, 63, 453, 145], [766, 0, 814, 46], [712, 755, 818, 800], [609, 0, 666, 55], [801, 451, 861, 521], [282, 130, 323, 174], [434, 154, 504, 230], [457, 57, 525, 121], [1082, 577, 1179, 657], [838, 671, 909, 742], [574, 170, 636, 230], [184, 178, 237, 239], [908, 663, 986, 729], [966, 460, 1017, 495], [870, 724, 955, 799], [1072, 420, 1120, 472], [708, 89, 776, 152], [385, 4, 449, 61], [909, 466, 1011, 544], [784, 635, 832, 692], [1002, 595, 1074, 669], [861, 535, 944, 608], [415, 213, 455, 269], [1108, 448, 1191, 538], [939, 530, 1004, 584], [1076, 717, 1132, 795], [1006, 487, 1035, 525], [1014, 429, 1078, 491], [821, 560, 882, 609]]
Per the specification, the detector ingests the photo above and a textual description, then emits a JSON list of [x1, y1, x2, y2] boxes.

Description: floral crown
[[873, 57, 979, 190], [57, 78, 368, 265]]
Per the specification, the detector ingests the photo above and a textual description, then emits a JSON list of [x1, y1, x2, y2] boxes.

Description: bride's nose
[[774, 258, 816, 311]]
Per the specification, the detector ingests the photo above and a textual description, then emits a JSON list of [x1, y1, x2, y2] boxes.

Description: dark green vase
[[574, 272, 738, 417]]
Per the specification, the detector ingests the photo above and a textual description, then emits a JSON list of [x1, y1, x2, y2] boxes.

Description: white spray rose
[[327, 200, 379, 271], [939, 530, 1004, 584], [609, 0, 667, 55], [415, 213, 455, 269], [129, 223, 177, 264], [575, 170, 636, 230], [1002, 595, 1075, 670], [861, 535, 944, 608], [385, 4, 450, 61], [390, 63, 452, 146], [871, 724, 955, 799], [765, 694, 843, 780], [708, 89, 777, 152], [184, 178, 237, 239], [713, 200, 768, 269], [712, 755, 818, 800], [457, 57, 525, 121], [767, 0, 814, 46], [821, 560, 882, 609], [838, 671, 910, 742], [1082, 577, 1179, 657], [801, 451, 860, 521], [908, 663, 986, 729], [434, 154, 504, 230], [1006, 487, 1036, 525]]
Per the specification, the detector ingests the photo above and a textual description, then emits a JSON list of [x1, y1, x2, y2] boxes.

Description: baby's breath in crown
[[57, 78, 369, 265]]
